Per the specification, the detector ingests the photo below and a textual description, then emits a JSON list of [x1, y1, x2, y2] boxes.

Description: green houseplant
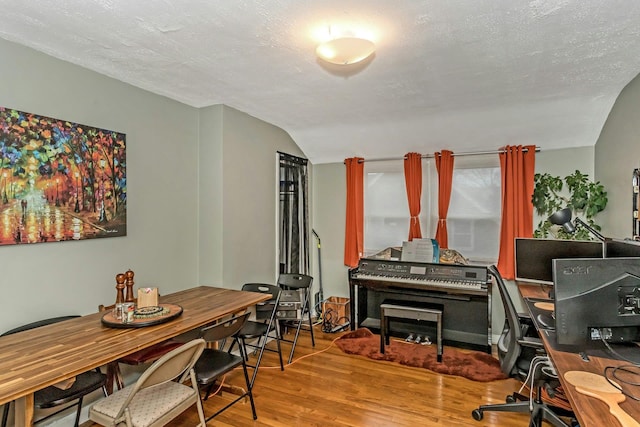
[[532, 170, 608, 240]]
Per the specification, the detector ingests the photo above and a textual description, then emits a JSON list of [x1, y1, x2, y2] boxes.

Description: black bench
[[380, 301, 443, 362]]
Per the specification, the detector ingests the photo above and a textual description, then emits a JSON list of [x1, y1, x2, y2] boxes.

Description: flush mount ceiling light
[[315, 36, 375, 65]]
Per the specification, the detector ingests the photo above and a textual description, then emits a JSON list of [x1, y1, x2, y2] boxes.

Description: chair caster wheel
[[506, 394, 516, 403], [471, 409, 483, 421]]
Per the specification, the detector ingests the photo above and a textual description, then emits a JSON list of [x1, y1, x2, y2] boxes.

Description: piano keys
[[351, 258, 490, 294], [348, 258, 492, 352]]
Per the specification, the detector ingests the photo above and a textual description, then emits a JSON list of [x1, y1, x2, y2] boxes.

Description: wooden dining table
[[0, 286, 270, 426]]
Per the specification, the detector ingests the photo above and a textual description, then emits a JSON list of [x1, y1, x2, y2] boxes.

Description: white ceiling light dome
[[316, 36, 375, 65]]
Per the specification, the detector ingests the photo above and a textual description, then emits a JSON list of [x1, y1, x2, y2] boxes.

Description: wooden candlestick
[[115, 273, 125, 305], [125, 269, 135, 303]]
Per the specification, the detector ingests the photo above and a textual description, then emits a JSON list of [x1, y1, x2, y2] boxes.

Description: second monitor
[[604, 238, 640, 258], [515, 238, 604, 285]]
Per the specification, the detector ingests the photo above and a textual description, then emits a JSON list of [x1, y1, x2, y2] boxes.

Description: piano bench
[[380, 301, 443, 362]]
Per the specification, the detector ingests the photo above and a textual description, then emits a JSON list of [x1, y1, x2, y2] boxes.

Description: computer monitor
[[553, 257, 640, 347], [604, 238, 640, 258], [514, 238, 604, 284]]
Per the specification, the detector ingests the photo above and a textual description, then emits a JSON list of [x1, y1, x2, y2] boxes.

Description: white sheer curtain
[[364, 155, 501, 263], [431, 154, 501, 262]]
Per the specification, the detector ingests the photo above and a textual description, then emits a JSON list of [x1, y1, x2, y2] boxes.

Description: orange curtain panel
[[344, 157, 364, 268], [497, 145, 536, 279], [403, 152, 423, 241], [434, 150, 454, 249]]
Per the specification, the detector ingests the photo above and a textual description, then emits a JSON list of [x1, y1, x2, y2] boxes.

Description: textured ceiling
[[1, 0, 639, 164]]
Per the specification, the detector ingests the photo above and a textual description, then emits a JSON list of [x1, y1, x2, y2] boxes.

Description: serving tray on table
[[101, 303, 183, 328]]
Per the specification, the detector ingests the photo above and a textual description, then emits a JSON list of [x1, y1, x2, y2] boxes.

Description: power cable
[[321, 307, 350, 333]]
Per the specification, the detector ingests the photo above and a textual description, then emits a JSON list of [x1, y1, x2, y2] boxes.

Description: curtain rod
[[349, 146, 540, 163]]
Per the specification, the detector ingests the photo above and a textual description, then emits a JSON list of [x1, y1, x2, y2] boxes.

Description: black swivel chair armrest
[[518, 336, 544, 349], [518, 312, 535, 326]]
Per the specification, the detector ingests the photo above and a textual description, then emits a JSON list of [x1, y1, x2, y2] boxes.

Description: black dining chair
[[228, 283, 285, 387], [194, 312, 257, 422], [1, 316, 107, 427], [277, 273, 315, 363]]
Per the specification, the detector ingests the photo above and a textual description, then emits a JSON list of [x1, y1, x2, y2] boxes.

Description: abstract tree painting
[[0, 107, 126, 245]]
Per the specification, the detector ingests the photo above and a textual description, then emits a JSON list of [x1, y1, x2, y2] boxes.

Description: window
[[364, 155, 500, 263], [443, 164, 501, 262], [364, 160, 431, 256]]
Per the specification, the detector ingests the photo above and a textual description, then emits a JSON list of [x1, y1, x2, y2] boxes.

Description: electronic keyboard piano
[[348, 258, 492, 352]]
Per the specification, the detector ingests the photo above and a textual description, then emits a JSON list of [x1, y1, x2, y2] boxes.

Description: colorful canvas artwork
[[0, 107, 126, 245]]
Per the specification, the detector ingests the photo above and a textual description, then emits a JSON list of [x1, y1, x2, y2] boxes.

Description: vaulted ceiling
[[1, 1, 639, 163]]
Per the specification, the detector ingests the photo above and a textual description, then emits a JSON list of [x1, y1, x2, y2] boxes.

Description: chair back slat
[[242, 283, 281, 318], [242, 283, 280, 299], [277, 274, 313, 290], [2, 316, 80, 336], [200, 313, 250, 343]]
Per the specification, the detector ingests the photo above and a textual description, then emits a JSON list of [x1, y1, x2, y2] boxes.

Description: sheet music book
[[400, 238, 439, 263]]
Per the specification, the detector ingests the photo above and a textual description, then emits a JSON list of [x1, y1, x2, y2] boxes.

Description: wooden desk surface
[[0, 286, 269, 421], [516, 281, 640, 427], [516, 281, 553, 300]]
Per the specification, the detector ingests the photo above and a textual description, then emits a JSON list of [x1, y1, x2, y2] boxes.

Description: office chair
[[277, 273, 315, 363], [228, 283, 284, 386], [1, 316, 107, 427], [471, 265, 575, 427], [194, 312, 257, 422], [89, 338, 206, 427]]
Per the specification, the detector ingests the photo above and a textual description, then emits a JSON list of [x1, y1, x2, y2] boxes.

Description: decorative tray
[[101, 303, 183, 328]]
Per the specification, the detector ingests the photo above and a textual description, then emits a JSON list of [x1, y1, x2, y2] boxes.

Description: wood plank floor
[[83, 326, 539, 426]]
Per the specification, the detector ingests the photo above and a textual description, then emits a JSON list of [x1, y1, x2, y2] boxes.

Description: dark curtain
[[279, 152, 309, 274]]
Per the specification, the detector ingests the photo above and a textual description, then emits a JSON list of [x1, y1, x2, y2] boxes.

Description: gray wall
[[0, 38, 302, 331], [595, 72, 640, 239], [0, 38, 200, 331], [311, 162, 347, 300], [221, 105, 305, 288], [198, 105, 224, 285]]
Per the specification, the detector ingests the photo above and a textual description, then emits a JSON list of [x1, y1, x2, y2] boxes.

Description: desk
[[0, 286, 269, 426], [517, 282, 640, 427]]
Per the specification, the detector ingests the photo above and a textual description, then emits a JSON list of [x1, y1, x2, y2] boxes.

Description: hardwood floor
[[83, 326, 536, 426]]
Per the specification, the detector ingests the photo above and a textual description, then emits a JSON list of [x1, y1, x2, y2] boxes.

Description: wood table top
[[516, 281, 640, 427], [0, 286, 269, 406], [542, 338, 640, 427]]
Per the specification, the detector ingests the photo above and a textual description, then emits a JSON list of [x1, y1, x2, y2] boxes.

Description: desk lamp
[[548, 208, 606, 241]]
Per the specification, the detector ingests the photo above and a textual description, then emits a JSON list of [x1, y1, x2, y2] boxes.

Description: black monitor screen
[[515, 238, 604, 284], [605, 239, 640, 258]]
